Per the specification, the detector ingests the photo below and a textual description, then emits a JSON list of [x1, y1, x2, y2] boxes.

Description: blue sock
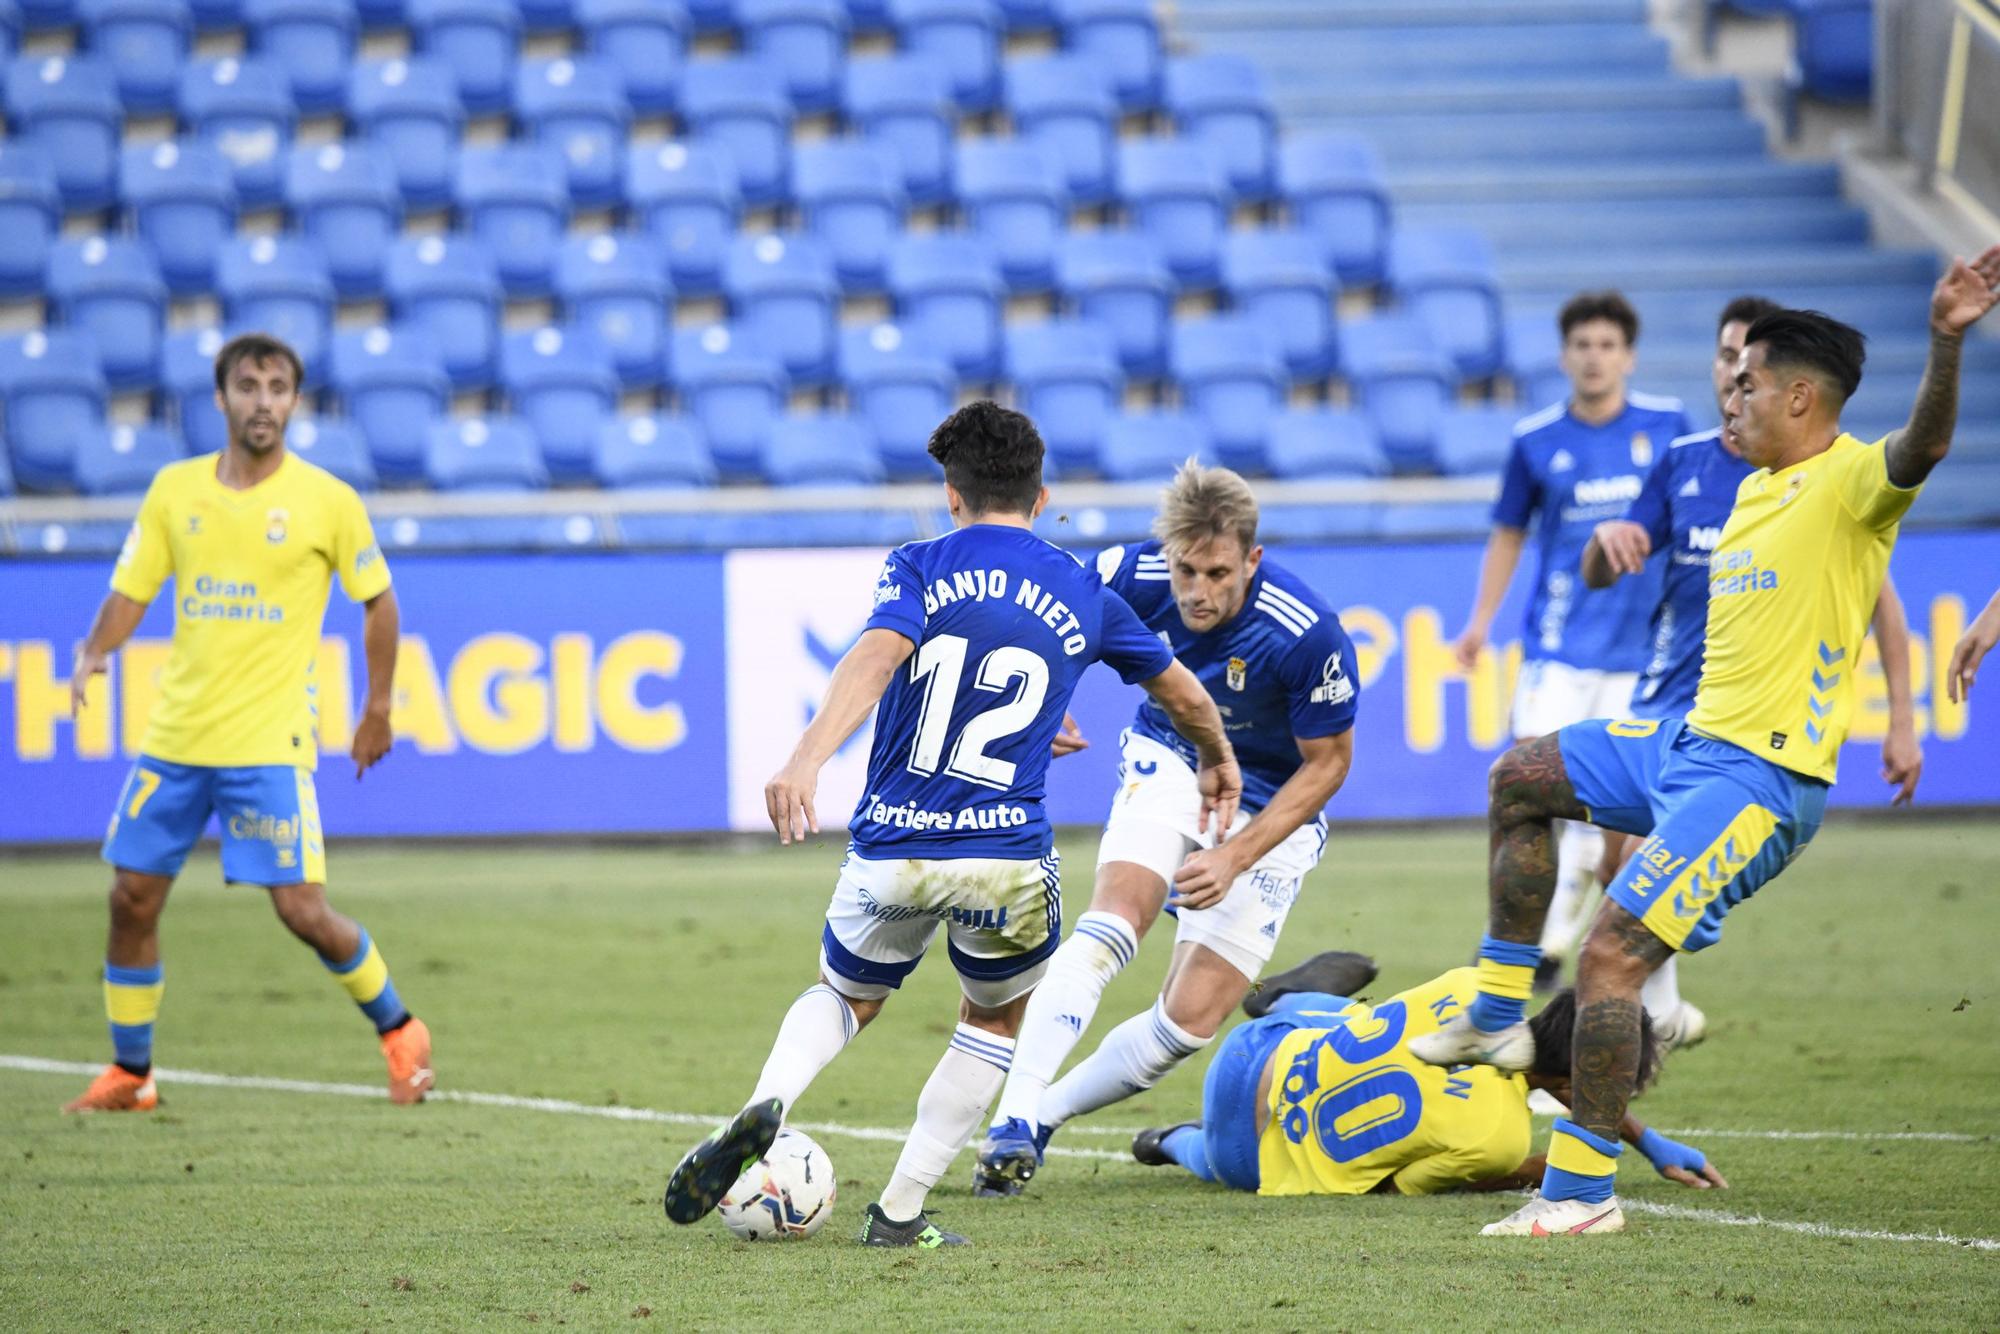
[[1467, 935, 1542, 1032], [1162, 1125, 1216, 1183], [1542, 1119, 1622, 1204], [105, 961, 164, 1074], [323, 928, 410, 1034]]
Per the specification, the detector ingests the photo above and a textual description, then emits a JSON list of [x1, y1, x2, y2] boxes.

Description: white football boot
[[1654, 1000, 1709, 1052], [1480, 1193, 1626, 1237], [1408, 1013, 1536, 1072]]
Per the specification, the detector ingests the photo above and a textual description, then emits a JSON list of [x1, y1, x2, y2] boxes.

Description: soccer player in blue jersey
[[660, 403, 1241, 1247], [1452, 292, 1692, 999], [974, 462, 1361, 1193]]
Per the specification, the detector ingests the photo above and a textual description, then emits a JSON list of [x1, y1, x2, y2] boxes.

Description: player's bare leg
[[1412, 733, 1586, 1071], [65, 869, 173, 1113], [269, 882, 431, 1104]]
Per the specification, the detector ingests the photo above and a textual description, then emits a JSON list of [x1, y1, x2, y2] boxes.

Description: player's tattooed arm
[[69, 591, 150, 717], [1484, 733, 1587, 945], [1885, 246, 2000, 487]]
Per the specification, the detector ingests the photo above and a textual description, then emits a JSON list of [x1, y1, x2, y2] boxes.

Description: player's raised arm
[[70, 592, 150, 716], [1869, 575, 1921, 805], [1884, 245, 2000, 488], [1136, 658, 1240, 837], [765, 627, 916, 844], [352, 587, 400, 779]]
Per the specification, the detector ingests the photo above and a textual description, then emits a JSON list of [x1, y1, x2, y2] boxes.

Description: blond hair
[[1152, 459, 1259, 555]]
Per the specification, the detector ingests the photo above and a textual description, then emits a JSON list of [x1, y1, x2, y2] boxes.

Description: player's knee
[[959, 991, 1027, 1037], [1577, 919, 1660, 992], [108, 874, 166, 929], [269, 884, 333, 942]]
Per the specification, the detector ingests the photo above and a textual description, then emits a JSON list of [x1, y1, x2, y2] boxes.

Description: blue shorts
[[1199, 994, 1357, 1193], [1558, 718, 1828, 953], [102, 756, 327, 885]]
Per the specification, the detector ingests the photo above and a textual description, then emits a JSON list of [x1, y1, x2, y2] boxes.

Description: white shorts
[[820, 848, 1063, 1007], [1094, 730, 1328, 981], [1510, 660, 1639, 740]]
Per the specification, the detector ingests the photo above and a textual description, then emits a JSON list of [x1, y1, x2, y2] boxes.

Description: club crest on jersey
[[1630, 432, 1652, 467], [1310, 651, 1354, 705], [1779, 473, 1808, 507], [1227, 656, 1247, 691], [265, 507, 288, 544]]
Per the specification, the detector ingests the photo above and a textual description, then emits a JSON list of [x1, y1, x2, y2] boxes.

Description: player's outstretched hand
[[1662, 1159, 1730, 1190], [1170, 845, 1242, 911], [1880, 724, 1923, 806], [1931, 245, 2000, 337], [1051, 713, 1089, 759], [69, 648, 109, 717], [1947, 594, 2000, 703], [351, 707, 393, 779], [1196, 756, 1241, 839], [1592, 520, 1653, 577], [1450, 625, 1486, 673], [765, 760, 820, 845], [1638, 1127, 1727, 1189]]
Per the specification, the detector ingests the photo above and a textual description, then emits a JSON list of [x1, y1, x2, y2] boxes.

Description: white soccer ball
[[716, 1129, 836, 1241]]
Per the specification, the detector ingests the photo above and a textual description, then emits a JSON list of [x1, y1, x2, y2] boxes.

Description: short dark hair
[[1743, 309, 1867, 404], [1716, 295, 1782, 335], [926, 400, 1045, 517], [1527, 989, 1663, 1096], [1559, 290, 1639, 345], [213, 332, 305, 395]]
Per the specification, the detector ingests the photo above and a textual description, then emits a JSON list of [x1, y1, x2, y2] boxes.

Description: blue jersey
[[854, 523, 1173, 860], [1494, 394, 1691, 671], [1103, 541, 1359, 813], [1623, 428, 1755, 720]]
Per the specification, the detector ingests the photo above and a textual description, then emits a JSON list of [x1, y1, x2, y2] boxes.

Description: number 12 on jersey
[[906, 634, 1051, 789]]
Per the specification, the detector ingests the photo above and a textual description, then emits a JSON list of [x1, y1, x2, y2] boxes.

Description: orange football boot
[[381, 1016, 434, 1105], [63, 1064, 159, 1114]]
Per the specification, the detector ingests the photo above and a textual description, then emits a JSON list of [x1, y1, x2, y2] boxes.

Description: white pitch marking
[[1621, 1200, 2000, 1252]]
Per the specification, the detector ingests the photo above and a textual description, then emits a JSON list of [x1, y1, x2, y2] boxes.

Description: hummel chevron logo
[[1818, 643, 1846, 666], [1812, 667, 1838, 691]]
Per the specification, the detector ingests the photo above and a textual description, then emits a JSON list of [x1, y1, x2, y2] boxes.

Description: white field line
[[7, 1053, 1997, 1249]]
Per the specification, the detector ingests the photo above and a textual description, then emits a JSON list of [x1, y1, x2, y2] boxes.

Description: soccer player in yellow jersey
[[61, 333, 433, 1114], [1411, 246, 2000, 1236], [1130, 967, 1724, 1200]]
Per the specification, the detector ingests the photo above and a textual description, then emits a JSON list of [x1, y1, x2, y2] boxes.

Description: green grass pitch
[[2, 819, 1997, 1329]]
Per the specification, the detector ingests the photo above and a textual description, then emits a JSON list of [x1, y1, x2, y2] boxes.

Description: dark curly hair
[[1528, 988, 1663, 1096], [926, 400, 1046, 518]]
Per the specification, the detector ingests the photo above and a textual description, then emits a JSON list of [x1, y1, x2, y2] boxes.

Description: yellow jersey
[[111, 452, 391, 768], [1256, 968, 1532, 1197], [1687, 433, 1918, 782]]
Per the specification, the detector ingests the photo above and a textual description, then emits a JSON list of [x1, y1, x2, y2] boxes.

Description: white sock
[[1541, 819, 1605, 956], [748, 983, 857, 1113], [877, 1023, 1014, 1221], [1038, 999, 1212, 1130], [992, 911, 1138, 1127], [1641, 955, 1683, 1023]]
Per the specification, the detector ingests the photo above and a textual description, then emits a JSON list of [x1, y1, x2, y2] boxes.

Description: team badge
[[1226, 657, 1247, 691], [1778, 473, 1807, 507], [1630, 432, 1652, 467], [266, 507, 289, 544]]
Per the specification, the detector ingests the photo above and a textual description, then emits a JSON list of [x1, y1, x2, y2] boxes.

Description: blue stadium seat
[[723, 232, 839, 386], [79, 0, 191, 113], [76, 423, 184, 495], [1221, 228, 1337, 382], [1265, 408, 1389, 480], [889, 0, 1001, 113], [455, 144, 570, 296], [217, 236, 336, 379], [0, 0, 16, 59], [351, 0, 397, 26], [839, 321, 953, 478], [1099, 410, 1209, 481], [955, 138, 1066, 294], [1783, 0, 1871, 135], [627, 141, 739, 296], [347, 57, 462, 210], [763, 413, 885, 486], [1279, 132, 1393, 287], [408, 0, 517, 116], [121, 141, 235, 296], [1170, 315, 1284, 475], [15, 0, 68, 31], [1055, 230, 1173, 378], [1005, 318, 1118, 474], [595, 412, 715, 488], [0, 143, 60, 297], [887, 231, 1004, 381], [680, 56, 793, 208], [1118, 138, 1227, 289], [793, 139, 904, 294], [1341, 313, 1456, 473], [501, 325, 619, 482], [243, 0, 357, 115], [1389, 227, 1505, 381], [0, 329, 108, 491], [682, 0, 726, 32], [516, 56, 631, 211], [1164, 55, 1275, 202], [162, 327, 226, 455], [739, 0, 847, 114], [1054, 0, 1159, 111], [1004, 53, 1115, 208], [286, 142, 400, 298], [5, 55, 122, 211], [48, 237, 167, 390], [385, 233, 502, 388], [1435, 406, 1520, 478], [1503, 311, 1566, 408], [519, 0, 571, 33], [0, 444, 13, 498], [577, 0, 688, 116], [286, 415, 376, 490], [555, 232, 670, 388], [843, 55, 952, 208], [329, 324, 448, 479], [670, 323, 788, 477], [425, 414, 548, 491], [178, 58, 294, 209]]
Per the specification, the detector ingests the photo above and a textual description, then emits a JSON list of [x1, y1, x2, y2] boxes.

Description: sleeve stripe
[[1255, 593, 1312, 637], [1259, 583, 1320, 624]]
